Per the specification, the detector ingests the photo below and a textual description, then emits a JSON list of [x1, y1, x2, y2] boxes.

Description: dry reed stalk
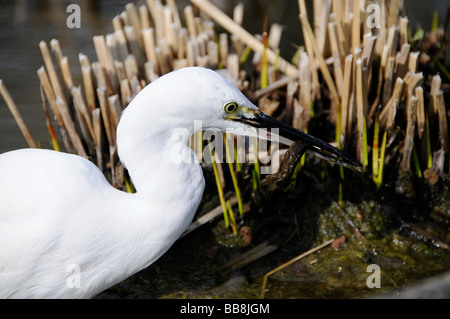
[[299, 13, 339, 103], [227, 54, 239, 80], [415, 86, 425, 139], [125, 26, 146, 72], [146, 0, 158, 24], [125, 3, 144, 50], [297, 52, 311, 131], [340, 54, 353, 144], [92, 108, 103, 171], [49, 39, 64, 65], [71, 86, 95, 142], [362, 33, 377, 91], [125, 54, 139, 80], [92, 62, 108, 91], [355, 58, 366, 164], [165, 21, 179, 55], [139, 5, 151, 30], [362, 33, 376, 66], [351, 0, 360, 49], [190, 0, 298, 76], [119, 11, 130, 27], [292, 98, 303, 131], [97, 88, 115, 147], [81, 65, 97, 113], [253, 74, 299, 100], [93, 35, 118, 90], [184, 5, 197, 38], [382, 57, 395, 105], [60, 57, 74, 91], [154, 42, 170, 74], [0, 80, 37, 148], [298, 0, 320, 99], [328, 22, 344, 95], [403, 72, 423, 97], [167, 0, 182, 29], [380, 77, 404, 129], [268, 23, 283, 52], [329, 15, 346, 64], [399, 16, 409, 45], [120, 78, 133, 105], [73, 102, 92, 148], [114, 30, 130, 61], [435, 91, 449, 153], [106, 34, 120, 62], [401, 95, 418, 172], [112, 15, 122, 32], [285, 80, 298, 126], [342, 0, 352, 53], [403, 72, 423, 117], [408, 51, 420, 73], [114, 61, 127, 83], [386, 26, 399, 59], [56, 97, 86, 157], [142, 28, 159, 73], [79, 54, 97, 112], [430, 75, 442, 116], [108, 95, 122, 129], [145, 62, 159, 82], [39, 41, 65, 101], [177, 28, 188, 61], [109, 146, 118, 187], [314, 0, 331, 56], [40, 84, 60, 151], [37, 67, 61, 126], [207, 40, 218, 68], [388, 0, 401, 27], [258, 97, 280, 117], [395, 43, 410, 79], [375, 0, 387, 55], [334, 16, 348, 59]]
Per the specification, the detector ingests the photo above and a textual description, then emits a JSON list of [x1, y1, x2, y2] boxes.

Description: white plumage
[[0, 67, 360, 298], [0, 67, 259, 298]]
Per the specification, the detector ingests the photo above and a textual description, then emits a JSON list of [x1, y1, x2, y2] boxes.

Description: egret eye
[[224, 102, 238, 114]]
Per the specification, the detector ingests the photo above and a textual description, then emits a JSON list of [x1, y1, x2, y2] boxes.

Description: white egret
[[0, 67, 361, 298]]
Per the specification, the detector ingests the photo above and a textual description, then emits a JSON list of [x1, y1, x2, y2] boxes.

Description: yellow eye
[[224, 102, 238, 114]]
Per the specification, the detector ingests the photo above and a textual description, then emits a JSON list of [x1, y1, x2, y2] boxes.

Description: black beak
[[238, 111, 362, 172]]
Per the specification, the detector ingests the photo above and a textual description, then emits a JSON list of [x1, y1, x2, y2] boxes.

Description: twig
[[260, 239, 334, 298], [0, 80, 37, 148], [252, 74, 299, 100]]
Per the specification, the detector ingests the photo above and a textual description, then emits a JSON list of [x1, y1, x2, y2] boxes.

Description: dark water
[[0, 0, 447, 152]]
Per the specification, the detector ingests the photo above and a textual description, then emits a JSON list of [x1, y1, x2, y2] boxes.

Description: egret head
[[118, 67, 362, 171]]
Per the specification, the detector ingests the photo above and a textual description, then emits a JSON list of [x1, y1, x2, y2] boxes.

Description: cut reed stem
[[0, 80, 37, 148]]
